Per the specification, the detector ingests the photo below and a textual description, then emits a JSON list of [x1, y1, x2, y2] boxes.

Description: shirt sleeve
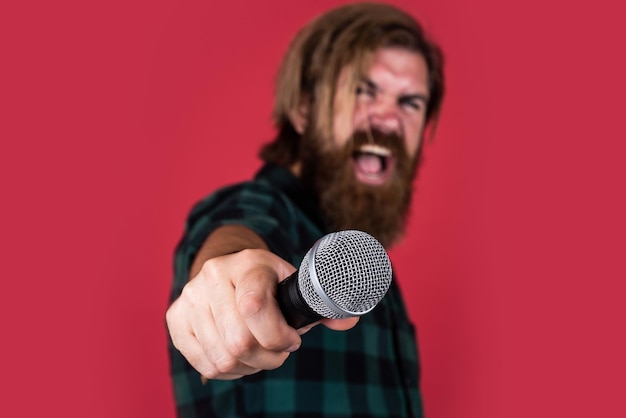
[[170, 181, 300, 301]]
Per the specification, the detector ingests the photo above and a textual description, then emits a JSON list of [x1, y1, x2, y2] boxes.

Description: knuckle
[[223, 334, 254, 359], [180, 282, 198, 303], [199, 258, 219, 277], [213, 355, 239, 374], [237, 248, 262, 260], [175, 346, 218, 379], [197, 364, 219, 380], [237, 290, 266, 319], [262, 336, 290, 352], [165, 304, 186, 344], [164, 304, 177, 326], [265, 352, 290, 371]]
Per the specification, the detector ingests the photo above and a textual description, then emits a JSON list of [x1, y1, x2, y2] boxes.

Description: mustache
[[348, 129, 407, 155], [347, 129, 413, 176]]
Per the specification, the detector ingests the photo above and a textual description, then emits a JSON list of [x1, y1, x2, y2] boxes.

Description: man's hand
[[166, 245, 359, 380]]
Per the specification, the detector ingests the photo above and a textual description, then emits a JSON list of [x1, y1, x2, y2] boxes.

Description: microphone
[[277, 230, 393, 329]]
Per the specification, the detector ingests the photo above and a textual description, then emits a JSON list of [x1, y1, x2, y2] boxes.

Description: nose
[[367, 96, 400, 134]]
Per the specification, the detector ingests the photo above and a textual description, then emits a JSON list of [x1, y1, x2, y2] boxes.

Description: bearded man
[[166, 3, 444, 417]]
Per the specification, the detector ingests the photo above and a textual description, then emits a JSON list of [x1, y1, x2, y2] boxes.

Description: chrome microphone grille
[[298, 230, 393, 319]]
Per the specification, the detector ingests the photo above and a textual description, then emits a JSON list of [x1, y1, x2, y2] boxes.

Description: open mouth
[[352, 144, 396, 186]]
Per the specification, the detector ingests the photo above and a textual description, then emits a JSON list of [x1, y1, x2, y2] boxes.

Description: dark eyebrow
[[400, 93, 429, 105], [360, 77, 430, 104], [360, 78, 378, 91]]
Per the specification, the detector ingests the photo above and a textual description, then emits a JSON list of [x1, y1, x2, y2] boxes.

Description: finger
[[166, 300, 229, 379], [321, 317, 360, 331], [181, 330, 249, 380], [235, 264, 301, 353], [207, 267, 292, 370], [170, 281, 260, 378], [191, 293, 262, 377], [293, 316, 360, 336], [177, 332, 250, 381], [200, 371, 243, 385]]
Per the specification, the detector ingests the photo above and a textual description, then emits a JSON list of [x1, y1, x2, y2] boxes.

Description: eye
[[356, 84, 375, 98], [399, 97, 423, 111]]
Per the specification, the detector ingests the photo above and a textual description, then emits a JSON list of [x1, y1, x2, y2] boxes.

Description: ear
[[287, 98, 309, 135]]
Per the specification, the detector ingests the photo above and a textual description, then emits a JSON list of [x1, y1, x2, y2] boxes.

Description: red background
[[2, 0, 625, 417]]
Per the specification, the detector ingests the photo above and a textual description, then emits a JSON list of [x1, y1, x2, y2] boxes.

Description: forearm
[[189, 224, 269, 278]]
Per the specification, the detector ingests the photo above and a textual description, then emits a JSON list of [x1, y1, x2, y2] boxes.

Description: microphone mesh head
[[298, 230, 392, 319]]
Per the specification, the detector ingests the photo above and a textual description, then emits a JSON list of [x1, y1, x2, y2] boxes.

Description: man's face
[[299, 47, 431, 248], [333, 47, 430, 183]]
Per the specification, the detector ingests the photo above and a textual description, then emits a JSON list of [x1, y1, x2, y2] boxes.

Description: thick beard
[[298, 129, 420, 249]]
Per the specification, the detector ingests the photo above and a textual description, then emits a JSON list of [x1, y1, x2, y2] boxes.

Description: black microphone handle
[[277, 270, 323, 329]]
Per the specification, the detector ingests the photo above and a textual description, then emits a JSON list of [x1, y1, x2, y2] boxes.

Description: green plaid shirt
[[169, 164, 423, 418]]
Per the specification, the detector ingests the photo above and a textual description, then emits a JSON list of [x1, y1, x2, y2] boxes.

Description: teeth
[[358, 144, 391, 157]]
